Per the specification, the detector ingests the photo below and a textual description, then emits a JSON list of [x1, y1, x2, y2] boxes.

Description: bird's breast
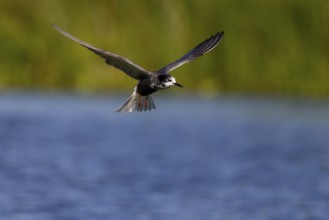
[[137, 79, 158, 96]]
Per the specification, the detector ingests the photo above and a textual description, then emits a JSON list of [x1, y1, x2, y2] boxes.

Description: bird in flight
[[51, 23, 224, 113]]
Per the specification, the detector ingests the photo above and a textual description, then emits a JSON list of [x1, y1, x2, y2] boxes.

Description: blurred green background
[[0, 0, 328, 97]]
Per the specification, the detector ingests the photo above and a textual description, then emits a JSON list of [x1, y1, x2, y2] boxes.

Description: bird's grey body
[[51, 23, 224, 113], [137, 75, 158, 96]]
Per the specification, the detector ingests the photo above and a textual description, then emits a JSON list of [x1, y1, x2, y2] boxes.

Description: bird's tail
[[116, 89, 156, 113]]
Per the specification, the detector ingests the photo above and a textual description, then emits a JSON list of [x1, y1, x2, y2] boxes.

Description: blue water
[[0, 93, 329, 220]]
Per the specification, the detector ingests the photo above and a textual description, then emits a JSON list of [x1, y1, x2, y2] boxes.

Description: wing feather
[[51, 23, 150, 80], [158, 32, 224, 74]]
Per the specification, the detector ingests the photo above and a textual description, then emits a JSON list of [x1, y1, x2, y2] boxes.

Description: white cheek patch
[[167, 77, 176, 87], [162, 82, 172, 88], [159, 76, 177, 89], [166, 79, 176, 87]]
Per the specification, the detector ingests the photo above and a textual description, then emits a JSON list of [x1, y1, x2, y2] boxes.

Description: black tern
[[51, 23, 224, 113]]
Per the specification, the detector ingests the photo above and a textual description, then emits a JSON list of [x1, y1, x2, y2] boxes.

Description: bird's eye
[[168, 79, 172, 82]]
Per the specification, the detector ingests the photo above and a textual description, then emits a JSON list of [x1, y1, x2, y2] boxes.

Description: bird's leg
[[144, 96, 148, 110], [137, 94, 142, 111]]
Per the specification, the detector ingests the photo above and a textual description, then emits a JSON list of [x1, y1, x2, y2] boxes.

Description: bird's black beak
[[174, 82, 183, 88]]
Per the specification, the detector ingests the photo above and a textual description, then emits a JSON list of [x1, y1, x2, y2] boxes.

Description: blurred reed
[[0, 0, 328, 97]]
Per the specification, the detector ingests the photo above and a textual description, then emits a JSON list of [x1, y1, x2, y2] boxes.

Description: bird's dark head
[[158, 75, 183, 89]]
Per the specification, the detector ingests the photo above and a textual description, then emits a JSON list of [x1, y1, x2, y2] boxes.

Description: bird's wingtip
[[217, 31, 224, 41]]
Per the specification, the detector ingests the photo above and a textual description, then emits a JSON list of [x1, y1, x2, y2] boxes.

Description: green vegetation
[[1, 0, 328, 97]]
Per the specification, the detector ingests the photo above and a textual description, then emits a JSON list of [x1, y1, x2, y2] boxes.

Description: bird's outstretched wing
[[157, 32, 224, 75], [51, 23, 151, 80]]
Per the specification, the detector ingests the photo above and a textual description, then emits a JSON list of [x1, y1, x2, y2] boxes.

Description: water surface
[[0, 93, 328, 219]]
